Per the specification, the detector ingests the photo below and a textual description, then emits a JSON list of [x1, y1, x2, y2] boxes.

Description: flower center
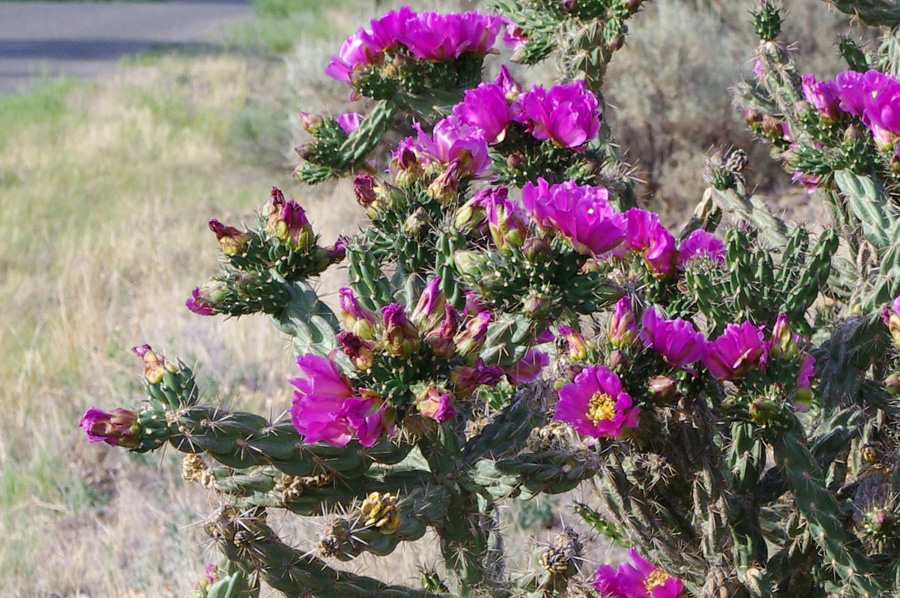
[[586, 392, 616, 424], [644, 569, 671, 593]]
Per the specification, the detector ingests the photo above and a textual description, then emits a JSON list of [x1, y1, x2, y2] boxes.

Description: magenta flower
[[801, 73, 843, 122], [616, 209, 677, 275], [610, 296, 638, 348], [416, 386, 456, 422], [554, 365, 639, 438], [677, 229, 725, 269], [413, 118, 492, 179], [521, 178, 626, 257], [336, 112, 362, 134], [592, 564, 627, 598], [79, 407, 140, 448], [501, 18, 527, 51], [639, 306, 704, 369], [865, 84, 900, 149], [703, 321, 767, 381], [506, 349, 549, 385], [452, 83, 512, 144], [514, 80, 601, 148], [616, 549, 685, 598], [405, 11, 504, 60], [290, 354, 389, 447], [324, 7, 414, 86]]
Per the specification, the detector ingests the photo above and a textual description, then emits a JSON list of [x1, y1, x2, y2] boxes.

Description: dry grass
[[1, 0, 847, 595]]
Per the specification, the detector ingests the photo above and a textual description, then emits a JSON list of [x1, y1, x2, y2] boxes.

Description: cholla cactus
[[80, 2, 900, 598]]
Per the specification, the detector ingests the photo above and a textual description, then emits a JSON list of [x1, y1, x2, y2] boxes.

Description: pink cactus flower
[[290, 354, 390, 447], [677, 229, 725, 269], [521, 178, 626, 257], [703, 321, 768, 381], [514, 80, 601, 148], [554, 365, 640, 438], [639, 306, 704, 369], [617, 209, 677, 275]]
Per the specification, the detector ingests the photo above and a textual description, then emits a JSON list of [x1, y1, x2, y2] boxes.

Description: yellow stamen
[[644, 569, 671, 593], [586, 392, 616, 424]]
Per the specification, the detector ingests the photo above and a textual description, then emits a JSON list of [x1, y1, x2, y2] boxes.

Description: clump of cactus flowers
[[79, 2, 900, 597]]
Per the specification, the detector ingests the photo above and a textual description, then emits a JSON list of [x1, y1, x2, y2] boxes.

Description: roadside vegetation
[[0, 0, 860, 596]]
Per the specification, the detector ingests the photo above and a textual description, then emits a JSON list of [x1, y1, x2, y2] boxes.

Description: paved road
[[0, 1, 252, 94]]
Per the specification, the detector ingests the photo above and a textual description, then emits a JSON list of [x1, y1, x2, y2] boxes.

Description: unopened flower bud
[[455, 311, 491, 357], [208, 219, 249, 256], [426, 305, 460, 359], [132, 344, 168, 384], [353, 173, 378, 208], [186, 281, 227, 316], [523, 237, 552, 264], [558, 325, 588, 361], [325, 236, 347, 264], [276, 200, 315, 251], [416, 386, 456, 423], [451, 359, 504, 396], [382, 303, 419, 357], [607, 349, 629, 371], [609, 297, 637, 347], [882, 307, 900, 348], [426, 160, 461, 204], [295, 144, 314, 161], [300, 111, 325, 134], [793, 386, 813, 412], [79, 407, 141, 448], [454, 197, 487, 233], [648, 375, 676, 402], [403, 207, 430, 237], [337, 331, 375, 370], [770, 313, 799, 359], [412, 277, 446, 330], [566, 364, 583, 382], [454, 250, 489, 279], [885, 373, 900, 396], [339, 288, 378, 340], [507, 152, 524, 171], [750, 398, 779, 425], [523, 292, 552, 320]]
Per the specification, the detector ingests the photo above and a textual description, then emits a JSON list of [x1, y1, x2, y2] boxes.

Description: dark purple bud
[[451, 359, 505, 396], [607, 349, 630, 371], [353, 173, 378, 208], [337, 331, 375, 370], [325, 236, 347, 264], [186, 281, 227, 317], [208, 219, 249, 256], [79, 407, 141, 448], [295, 144, 314, 161]]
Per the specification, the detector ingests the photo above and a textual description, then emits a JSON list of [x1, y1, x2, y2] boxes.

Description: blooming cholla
[[290, 354, 391, 447], [521, 178, 625, 256], [639, 306, 704, 369], [593, 549, 685, 598], [554, 365, 640, 438], [702, 321, 767, 381]]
